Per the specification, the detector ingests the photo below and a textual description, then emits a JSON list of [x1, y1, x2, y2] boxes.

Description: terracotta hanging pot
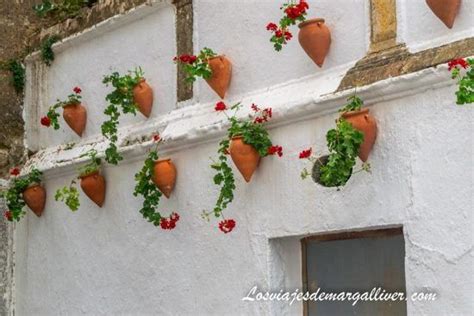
[[133, 78, 153, 118], [80, 171, 106, 207], [152, 159, 177, 198], [341, 108, 377, 162], [206, 55, 232, 99], [229, 136, 261, 183], [22, 184, 46, 217], [426, 0, 460, 29], [298, 18, 331, 67], [63, 103, 87, 137]]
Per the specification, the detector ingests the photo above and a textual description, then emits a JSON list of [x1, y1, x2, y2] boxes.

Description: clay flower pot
[[152, 159, 177, 198], [133, 78, 153, 118], [341, 108, 377, 162], [63, 103, 87, 137], [206, 55, 232, 99], [229, 136, 261, 183], [80, 171, 106, 207], [298, 18, 331, 67], [312, 155, 352, 187], [22, 184, 47, 217], [426, 0, 460, 28]]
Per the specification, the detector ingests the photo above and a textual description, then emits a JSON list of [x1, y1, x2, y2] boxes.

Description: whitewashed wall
[[17, 0, 473, 315]]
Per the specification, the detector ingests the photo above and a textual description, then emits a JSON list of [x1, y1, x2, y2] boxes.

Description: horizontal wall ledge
[[22, 60, 461, 180]]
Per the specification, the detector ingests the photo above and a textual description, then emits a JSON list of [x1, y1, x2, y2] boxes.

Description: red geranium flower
[[219, 219, 236, 234], [152, 134, 161, 142], [284, 31, 293, 41], [215, 101, 227, 111], [266, 22, 278, 31], [160, 212, 180, 230], [179, 55, 190, 63], [448, 58, 469, 71], [40, 116, 51, 127], [4, 211, 13, 221], [268, 145, 283, 157], [275, 30, 283, 38], [251, 103, 260, 112], [188, 55, 197, 64], [73, 86, 82, 94], [10, 167, 20, 176], [299, 148, 312, 159]]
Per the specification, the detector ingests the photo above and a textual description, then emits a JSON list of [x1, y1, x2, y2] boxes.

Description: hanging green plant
[[101, 67, 153, 165], [300, 96, 372, 188], [448, 58, 474, 105], [3, 167, 46, 222], [33, 0, 97, 18], [55, 149, 106, 210], [41, 35, 60, 66], [7, 60, 26, 93], [133, 134, 180, 230], [202, 102, 283, 233]]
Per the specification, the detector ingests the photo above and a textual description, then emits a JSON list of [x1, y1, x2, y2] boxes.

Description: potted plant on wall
[[55, 149, 106, 211], [174, 48, 232, 99], [3, 167, 46, 221], [40, 86, 87, 136], [133, 134, 180, 230], [102, 67, 153, 165], [425, 0, 460, 29], [448, 58, 473, 105], [266, 0, 331, 67], [201, 102, 283, 233], [299, 95, 376, 188]]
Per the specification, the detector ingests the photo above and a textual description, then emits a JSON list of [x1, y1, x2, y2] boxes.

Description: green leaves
[[33, 0, 96, 19], [41, 35, 60, 66], [4, 168, 43, 222], [101, 68, 143, 164], [7, 60, 25, 93], [320, 119, 364, 187], [176, 47, 216, 83], [339, 95, 364, 113], [77, 149, 101, 177], [453, 58, 474, 105], [55, 181, 80, 212], [133, 150, 163, 226]]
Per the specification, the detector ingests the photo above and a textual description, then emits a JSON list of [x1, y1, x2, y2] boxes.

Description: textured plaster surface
[[14, 1, 474, 315]]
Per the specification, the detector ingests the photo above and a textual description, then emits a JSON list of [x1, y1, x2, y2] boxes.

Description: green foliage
[[78, 149, 101, 177], [101, 67, 144, 164], [319, 119, 364, 187], [339, 95, 364, 113], [175, 47, 216, 83], [269, 1, 308, 51], [3, 169, 43, 222], [133, 150, 163, 226], [451, 58, 474, 105], [45, 89, 82, 130], [8, 60, 25, 93], [33, 0, 96, 19], [55, 180, 80, 211], [41, 35, 60, 66]]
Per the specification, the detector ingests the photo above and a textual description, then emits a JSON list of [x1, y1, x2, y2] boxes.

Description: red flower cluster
[[174, 55, 197, 64], [152, 134, 161, 142], [215, 101, 227, 111], [40, 116, 51, 127], [10, 167, 20, 176], [448, 58, 469, 71], [253, 105, 273, 124], [73, 86, 82, 94], [4, 211, 12, 221], [299, 148, 312, 159], [284, 0, 308, 20], [268, 145, 283, 157], [160, 212, 180, 230], [219, 219, 236, 234]]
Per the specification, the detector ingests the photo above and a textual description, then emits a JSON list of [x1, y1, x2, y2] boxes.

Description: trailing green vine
[[133, 135, 180, 230], [174, 47, 217, 83], [3, 168, 43, 222], [33, 0, 97, 19], [448, 58, 474, 105], [7, 60, 26, 93], [101, 67, 144, 165], [41, 35, 60, 66], [202, 102, 283, 233]]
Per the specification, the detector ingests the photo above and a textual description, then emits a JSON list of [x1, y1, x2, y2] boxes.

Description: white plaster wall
[[397, 0, 474, 52], [16, 0, 474, 315]]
